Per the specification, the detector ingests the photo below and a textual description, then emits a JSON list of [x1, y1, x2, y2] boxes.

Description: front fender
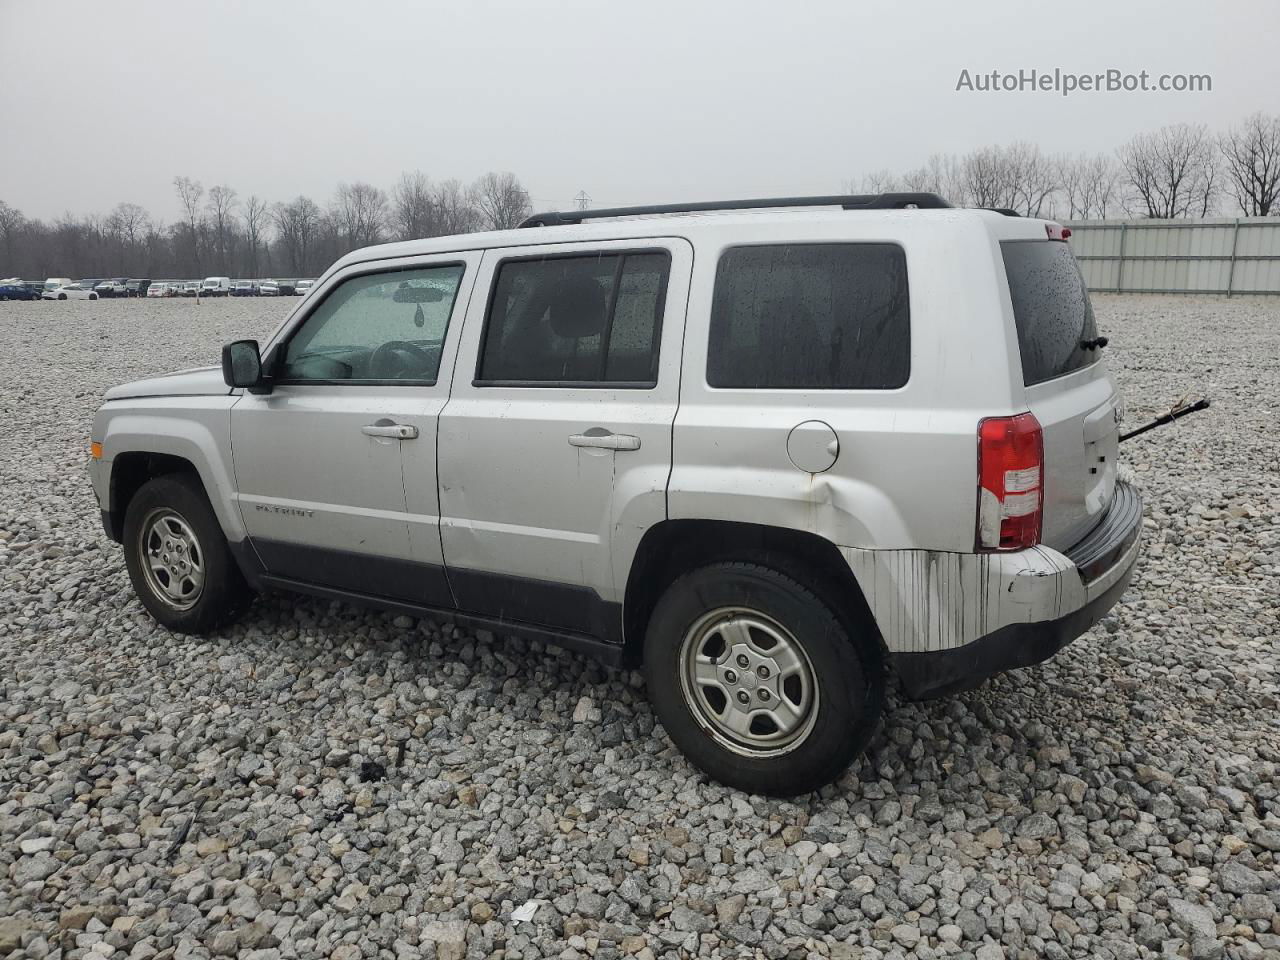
[[94, 398, 243, 541]]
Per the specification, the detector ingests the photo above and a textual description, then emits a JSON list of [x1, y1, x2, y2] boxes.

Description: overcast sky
[[2, 0, 1275, 223]]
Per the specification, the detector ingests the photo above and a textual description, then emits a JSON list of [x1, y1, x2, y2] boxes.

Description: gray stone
[[1219, 861, 1265, 895]]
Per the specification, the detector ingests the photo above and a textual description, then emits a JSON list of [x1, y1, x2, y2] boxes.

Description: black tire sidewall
[[644, 562, 883, 796], [122, 474, 249, 634]]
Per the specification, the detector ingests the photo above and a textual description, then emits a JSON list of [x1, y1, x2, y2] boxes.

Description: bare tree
[[955, 142, 1057, 216], [472, 172, 532, 230], [390, 171, 435, 240], [432, 179, 481, 235], [242, 195, 268, 277], [271, 196, 322, 275], [1055, 153, 1122, 219], [173, 176, 205, 274], [332, 182, 387, 249], [103, 203, 152, 273], [109, 202, 150, 248], [144, 220, 170, 277], [852, 170, 903, 194], [206, 185, 238, 272], [900, 154, 967, 204], [0, 200, 25, 271], [1118, 123, 1218, 218], [1219, 112, 1280, 216]]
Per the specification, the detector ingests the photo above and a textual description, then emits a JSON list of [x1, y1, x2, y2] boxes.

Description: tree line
[[3, 112, 1278, 279], [849, 112, 1280, 220], [0, 171, 533, 281]]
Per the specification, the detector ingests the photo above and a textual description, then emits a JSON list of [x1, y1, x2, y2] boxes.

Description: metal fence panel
[[1066, 217, 1280, 295]]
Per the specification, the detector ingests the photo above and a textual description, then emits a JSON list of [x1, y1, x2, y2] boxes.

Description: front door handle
[[568, 432, 641, 451], [362, 421, 419, 439]]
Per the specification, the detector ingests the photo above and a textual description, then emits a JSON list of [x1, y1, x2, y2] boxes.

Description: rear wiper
[[1080, 336, 1109, 350]]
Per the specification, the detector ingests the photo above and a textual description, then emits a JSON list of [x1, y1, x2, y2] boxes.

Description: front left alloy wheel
[[123, 475, 252, 633]]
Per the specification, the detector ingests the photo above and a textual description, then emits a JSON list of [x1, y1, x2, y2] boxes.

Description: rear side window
[[707, 243, 910, 389], [477, 251, 670, 386], [1001, 240, 1099, 386]]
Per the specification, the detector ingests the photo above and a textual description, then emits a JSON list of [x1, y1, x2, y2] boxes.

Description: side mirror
[[222, 339, 263, 388]]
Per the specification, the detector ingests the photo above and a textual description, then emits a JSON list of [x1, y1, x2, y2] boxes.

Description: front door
[[231, 254, 478, 605], [437, 239, 692, 639]]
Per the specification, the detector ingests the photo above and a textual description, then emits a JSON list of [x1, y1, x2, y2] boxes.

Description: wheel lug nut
[[736, 691, 750, 705], [756, 666, 770, 679], [724, 670, 738, 684], [758, 689, 771, 701], [736, 654, 750, 668]]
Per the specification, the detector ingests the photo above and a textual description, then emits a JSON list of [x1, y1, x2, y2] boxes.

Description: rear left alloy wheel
[[123, 475, 252, 633], [644, 561, 884, 796]]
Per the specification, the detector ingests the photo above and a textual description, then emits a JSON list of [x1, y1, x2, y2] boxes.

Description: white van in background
[[200, 277, 232, 297]]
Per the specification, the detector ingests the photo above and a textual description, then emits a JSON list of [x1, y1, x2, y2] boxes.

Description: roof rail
[[518, 192, 952, 228]]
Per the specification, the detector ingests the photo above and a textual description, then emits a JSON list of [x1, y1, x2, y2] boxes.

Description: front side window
[[708, 243, 910, 390], [476, 251, 670, 386], [280, 264, 464, 383]]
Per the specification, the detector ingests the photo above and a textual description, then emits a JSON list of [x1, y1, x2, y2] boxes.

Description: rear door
[[437, 238, 691, 638], [1001, 237, 1118, 550]]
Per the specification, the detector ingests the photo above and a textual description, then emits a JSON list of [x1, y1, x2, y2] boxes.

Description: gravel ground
[[1, 294, 1278, 960]]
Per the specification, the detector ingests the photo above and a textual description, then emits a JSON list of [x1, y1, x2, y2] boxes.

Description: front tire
[[122, 475, 253, 634], [644, 562, 884, 796]]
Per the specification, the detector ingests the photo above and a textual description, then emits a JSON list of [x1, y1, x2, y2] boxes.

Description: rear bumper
[[893, 535, 1139, 698], [855, 481, 1143, 699]]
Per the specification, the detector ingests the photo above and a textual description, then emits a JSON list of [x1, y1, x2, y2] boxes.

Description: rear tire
[[643, 561, 883, 796], [122, 475, 253, 634]]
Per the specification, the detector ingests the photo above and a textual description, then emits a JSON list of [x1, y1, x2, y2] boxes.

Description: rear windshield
[[1001, 240, 1099, 386], [707, 243, 910, 389]]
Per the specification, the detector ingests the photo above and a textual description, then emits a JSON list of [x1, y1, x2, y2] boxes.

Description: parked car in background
[[294, 279, 315, 296], [147, 282, 177, 298], [257, 280, 280, 296], [0, 279, 41, 301], [201, 276, 232, 297], [125, 279, 153, 298], [232, 280, 258, 297], [22, 281, 47, 299], [47, 280, 105, 300], [43, 278, 72, 297], [275, 279, 296, 296], [181, 282, 201, 297], [95, 278, 131, 298]]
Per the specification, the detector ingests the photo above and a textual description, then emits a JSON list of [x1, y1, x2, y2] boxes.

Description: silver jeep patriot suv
[[89, 193, 1142, 795]]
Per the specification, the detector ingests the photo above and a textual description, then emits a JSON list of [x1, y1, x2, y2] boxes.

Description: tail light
[[1045, 222, 1071, 241], [976, 413, 1043, 551]]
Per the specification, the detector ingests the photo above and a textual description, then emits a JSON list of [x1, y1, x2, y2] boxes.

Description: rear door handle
[[362, 421, 419, 439], [568, 432, 641, 451]]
